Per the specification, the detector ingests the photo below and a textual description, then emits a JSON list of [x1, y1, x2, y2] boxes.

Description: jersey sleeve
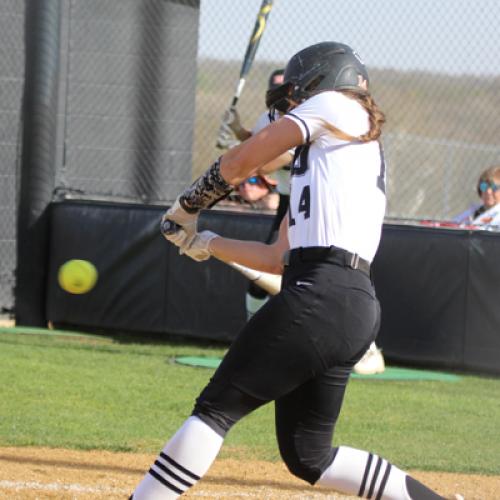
[[283, 91, 369, 144]]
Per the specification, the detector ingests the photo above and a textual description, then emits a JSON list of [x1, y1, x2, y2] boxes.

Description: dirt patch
[[0, 447, 498, 499]]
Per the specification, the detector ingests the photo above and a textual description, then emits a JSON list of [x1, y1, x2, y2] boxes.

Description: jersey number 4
[[288, 142, 386, 226], [289, 145, 310, 226]]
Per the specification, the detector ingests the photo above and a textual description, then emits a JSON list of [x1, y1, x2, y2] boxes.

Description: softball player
[[131, 42, 443, 499]]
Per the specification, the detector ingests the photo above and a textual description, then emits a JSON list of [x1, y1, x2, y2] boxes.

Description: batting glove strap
[[180, 158, 233, 213]]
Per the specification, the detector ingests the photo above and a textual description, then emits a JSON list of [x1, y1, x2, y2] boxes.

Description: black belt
[[283, 246, 371, 276]]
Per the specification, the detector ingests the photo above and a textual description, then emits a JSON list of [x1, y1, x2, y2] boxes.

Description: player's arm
[[209, 214, 289, 274], [256, 150, 293, 175], [219, 118, 301, 185], [162, 117, 301, 235]]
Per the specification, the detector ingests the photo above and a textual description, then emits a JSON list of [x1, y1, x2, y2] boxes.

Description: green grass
[[0, 329, 499, 475]]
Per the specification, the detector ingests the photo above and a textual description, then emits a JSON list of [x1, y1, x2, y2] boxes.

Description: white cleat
[[354, 342, 386, 375]]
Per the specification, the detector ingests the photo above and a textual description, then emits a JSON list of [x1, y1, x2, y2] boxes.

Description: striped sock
[[317, 446, 443, 499], [131, 416, 223, 499]]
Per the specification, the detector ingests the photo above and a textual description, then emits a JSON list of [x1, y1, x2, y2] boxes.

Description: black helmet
[[266, 41, 369, 109]]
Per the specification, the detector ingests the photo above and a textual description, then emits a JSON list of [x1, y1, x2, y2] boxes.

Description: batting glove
[[163, 197, 198, 239], [183, 230, 219, 262], [223, 108, 244, 136], [164, 228, 218, 262]]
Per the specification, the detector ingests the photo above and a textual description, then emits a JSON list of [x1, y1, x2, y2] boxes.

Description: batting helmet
[[266, 42, 369, 109]]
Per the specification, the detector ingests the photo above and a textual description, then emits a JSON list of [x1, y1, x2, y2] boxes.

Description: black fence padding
[[16, 0, 61, 326], [47, 201, 500, 374], [46, 200, 273, 340], [372, 226, 469, 368], [464, 233, 500, 373], [372, 224, 500, 375]]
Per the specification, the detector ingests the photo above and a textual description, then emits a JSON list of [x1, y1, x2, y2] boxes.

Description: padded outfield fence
[[1, 0, 500, 314]]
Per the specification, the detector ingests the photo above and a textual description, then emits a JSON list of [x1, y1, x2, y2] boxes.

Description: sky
[[198, 0, 500, 76]]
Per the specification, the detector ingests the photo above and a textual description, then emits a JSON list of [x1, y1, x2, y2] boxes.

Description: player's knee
[[192, 382, 265, 438], [278, 434, 335, 485]]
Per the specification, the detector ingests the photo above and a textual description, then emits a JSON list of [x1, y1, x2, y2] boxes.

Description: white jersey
[[252, 111, 291, 196], [472, 203, 500, 230], [283, 91, 386, 262]]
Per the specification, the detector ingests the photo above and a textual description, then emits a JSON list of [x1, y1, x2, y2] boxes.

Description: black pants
[[193, 258, 381, 483]]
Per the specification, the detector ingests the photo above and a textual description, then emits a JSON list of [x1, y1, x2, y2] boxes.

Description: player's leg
[[131, 281, 321, 499], [275, 365, 444, 499], [245, 280, 269, 319]]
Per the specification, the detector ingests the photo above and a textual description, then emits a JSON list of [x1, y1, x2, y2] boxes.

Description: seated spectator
[[218, 174, 279, 212], [454, 166, 500, 230]]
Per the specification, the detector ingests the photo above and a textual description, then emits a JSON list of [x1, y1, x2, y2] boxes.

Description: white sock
[[132, 416, 224, 499], [245, 293, 268, 319], [317, 446, 411, 499]]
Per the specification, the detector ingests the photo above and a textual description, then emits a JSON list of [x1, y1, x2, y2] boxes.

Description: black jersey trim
[[287, 112, 310, 143]]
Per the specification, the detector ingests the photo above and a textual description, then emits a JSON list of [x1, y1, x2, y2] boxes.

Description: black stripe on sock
[[148, 468, 184, 495], [358, 452, 373, 497], [154, 459, 193, 488], [375, 462, 392, 500], [367, 456, 383, 499], [160, 451, 201, 481]]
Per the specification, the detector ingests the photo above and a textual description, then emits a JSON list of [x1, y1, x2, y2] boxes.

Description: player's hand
[[184, 230, 219, 262], [162, 225, 190, 250], [162, 196, 198, 238], [223, 108, 243, 136], [164, 227, 218, 262]]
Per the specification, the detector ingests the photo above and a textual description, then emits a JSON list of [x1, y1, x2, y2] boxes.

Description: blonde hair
[[322, 90, 386, 143]]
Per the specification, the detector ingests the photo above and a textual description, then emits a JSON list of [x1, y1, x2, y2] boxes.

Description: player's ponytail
[[343, 91, 386, 142], [321, 90, 386, 143]]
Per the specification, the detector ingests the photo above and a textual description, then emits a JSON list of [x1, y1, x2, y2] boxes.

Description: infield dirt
[[0, 446, 498, 499]]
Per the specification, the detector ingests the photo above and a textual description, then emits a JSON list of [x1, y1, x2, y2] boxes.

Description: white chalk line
[[0, 480, 343, 498], [0, 479, 129, 494]]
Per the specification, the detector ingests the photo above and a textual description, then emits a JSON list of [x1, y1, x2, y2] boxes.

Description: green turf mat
[[174, 356, 461, 381], [0, 325, 110, 340]]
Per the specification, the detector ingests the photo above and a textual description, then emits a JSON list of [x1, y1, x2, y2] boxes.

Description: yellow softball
[[58, 259, 98, 295]]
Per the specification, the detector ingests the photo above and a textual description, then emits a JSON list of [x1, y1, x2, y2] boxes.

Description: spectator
[[454, 166, 500, 230], [218, 174, 279, 212]]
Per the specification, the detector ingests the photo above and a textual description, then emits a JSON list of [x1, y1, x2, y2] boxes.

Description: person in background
[[454, 165, 500, 230], [219, 174, 279, 212]]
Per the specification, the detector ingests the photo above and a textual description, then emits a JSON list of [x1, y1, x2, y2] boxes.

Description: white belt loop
[[349, 253, 360, 269]]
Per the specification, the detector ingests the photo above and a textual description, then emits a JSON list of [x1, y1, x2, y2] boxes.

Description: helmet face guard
[[276, 42, 369, 106]]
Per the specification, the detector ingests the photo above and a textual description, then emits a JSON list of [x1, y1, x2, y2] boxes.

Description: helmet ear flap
[[304, 75, 324, 93]]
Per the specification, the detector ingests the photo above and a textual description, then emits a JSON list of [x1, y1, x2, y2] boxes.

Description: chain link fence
[[0, 0, 24, 314], [195, 0, 500, 221], [1, 0, 499, 312]]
